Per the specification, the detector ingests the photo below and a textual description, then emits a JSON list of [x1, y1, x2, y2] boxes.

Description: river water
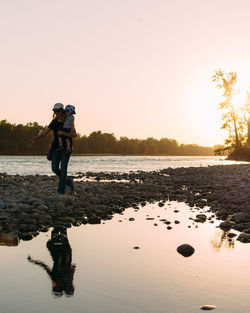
[[0, 155, 247, 175], [0, 156, 250, 313]]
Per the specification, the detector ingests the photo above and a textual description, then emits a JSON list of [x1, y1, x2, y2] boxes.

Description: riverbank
[[227, 147, 250, 162], [0, 164, 249, 244]]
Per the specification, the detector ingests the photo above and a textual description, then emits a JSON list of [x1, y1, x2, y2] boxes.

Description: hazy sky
[[1, 0, 250, 146]]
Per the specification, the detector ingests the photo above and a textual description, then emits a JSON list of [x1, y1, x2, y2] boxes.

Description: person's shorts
[[62, 127, 70, 133]]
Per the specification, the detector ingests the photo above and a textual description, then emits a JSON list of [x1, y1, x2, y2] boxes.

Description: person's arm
[[27, 255, 53, 278], [27, 127, 51, 147], [57, 121, 76, 138]]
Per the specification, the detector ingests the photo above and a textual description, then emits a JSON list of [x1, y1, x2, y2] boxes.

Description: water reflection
[[210, 230, 235, 251], [27, 227, 76, 297]]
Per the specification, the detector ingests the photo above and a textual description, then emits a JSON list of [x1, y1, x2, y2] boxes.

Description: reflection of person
[[27, 103, 76, 194], [27, 227, 76, 297]]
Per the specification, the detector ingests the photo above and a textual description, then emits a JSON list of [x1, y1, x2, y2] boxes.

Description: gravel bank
[[0, 164, 249, 243]]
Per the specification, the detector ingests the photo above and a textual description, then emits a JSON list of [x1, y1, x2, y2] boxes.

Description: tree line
[[0, 120, 216, 156]]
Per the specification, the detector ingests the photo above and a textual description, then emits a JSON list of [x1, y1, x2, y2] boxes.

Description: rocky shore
[[0, 164, 249, 244]]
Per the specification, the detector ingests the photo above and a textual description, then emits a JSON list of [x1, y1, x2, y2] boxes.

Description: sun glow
[[232, 91, 247, 111], [225, 68, 250, 111], [232, 72, 250, 111]]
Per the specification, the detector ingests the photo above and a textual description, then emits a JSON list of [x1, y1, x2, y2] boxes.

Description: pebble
[[196, 214, 207, 222], [219, 221, 232, 231], [177, 244, 195, 257], [227, 232, 237, 238], [200, 305, 216, 310]]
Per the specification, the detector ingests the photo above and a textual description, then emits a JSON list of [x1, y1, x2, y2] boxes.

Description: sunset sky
[[1, 0, 250, 146]]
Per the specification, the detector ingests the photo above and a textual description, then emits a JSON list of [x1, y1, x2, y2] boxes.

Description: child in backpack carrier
[[57, 105, 76, 154]]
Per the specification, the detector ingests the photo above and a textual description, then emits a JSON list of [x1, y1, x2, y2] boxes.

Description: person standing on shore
[[28, 103, 76, 195]]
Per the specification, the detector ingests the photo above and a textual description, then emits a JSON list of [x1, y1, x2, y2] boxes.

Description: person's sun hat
[[64, 105, 76, 114], [53, 103, 64, 110]]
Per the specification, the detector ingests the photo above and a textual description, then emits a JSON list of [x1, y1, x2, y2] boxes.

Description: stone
[[18, 212, 29, 223], [0, 232, 19, 246], [237, 233, 250, 243], [18, 224, 29, 232], [234, 212, 249, 223], [40, 226, 49, 232], [0, 213, 9, 220], [227, 232, 237, 238], [36, 204, 49, 212], [200, 305, 216, 310], [20, 232, 33, 241], [177, 244, 195, 257], [88, 216, 101, 224], [196, 214, 207, 222], [0, 202, 6, 209], [219, 221, 232, 231]]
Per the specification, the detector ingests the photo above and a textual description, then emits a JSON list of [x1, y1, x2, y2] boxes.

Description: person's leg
[[58, 136, 63, 146], [58, 151, 70, 194], [57, 136, 64, 151], [66, 176, 75, 193], [65, 138, 70, 149], [65, 138, 72, 154], [51, 150, 61, 177]]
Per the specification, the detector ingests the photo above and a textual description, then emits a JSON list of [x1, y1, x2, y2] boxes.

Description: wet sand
[[0, 164, 249, 243]]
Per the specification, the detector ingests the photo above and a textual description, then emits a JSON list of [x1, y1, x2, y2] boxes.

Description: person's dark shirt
[[48, 119, 73, 149]]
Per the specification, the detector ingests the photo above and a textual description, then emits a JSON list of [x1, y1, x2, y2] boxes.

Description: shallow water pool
[[0, 202, 249, 313]]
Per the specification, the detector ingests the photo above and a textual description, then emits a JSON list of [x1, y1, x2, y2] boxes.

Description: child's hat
[[64, 105, 76, 114]]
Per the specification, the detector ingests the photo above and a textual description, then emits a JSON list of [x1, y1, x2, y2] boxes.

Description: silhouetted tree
[[212, 70, 244, 149], [242, 90, 250, 146]]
